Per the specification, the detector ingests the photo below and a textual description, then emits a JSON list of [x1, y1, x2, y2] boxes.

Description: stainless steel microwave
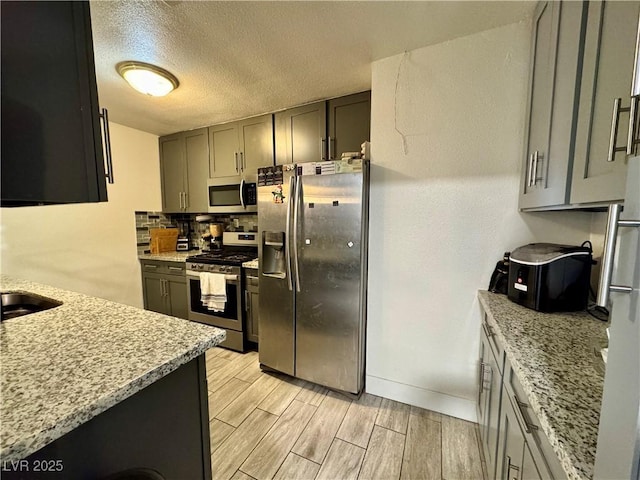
[[207, 178, 257, 214]]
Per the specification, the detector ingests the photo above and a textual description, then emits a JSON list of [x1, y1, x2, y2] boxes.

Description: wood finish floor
[[205, 347, 487, 480]]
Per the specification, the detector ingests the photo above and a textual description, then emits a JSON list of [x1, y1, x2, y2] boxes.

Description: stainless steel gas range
[[186, 232, 257, 351]]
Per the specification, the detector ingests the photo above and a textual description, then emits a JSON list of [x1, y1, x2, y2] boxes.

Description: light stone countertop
[[0, 275, 225, 462], [242, 259, 258, 269], [138, 251, 194, 262], [478, 291, 607, 480]]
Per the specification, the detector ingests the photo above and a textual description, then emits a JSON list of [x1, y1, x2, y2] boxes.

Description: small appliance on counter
[[508, 243, 592, 312]]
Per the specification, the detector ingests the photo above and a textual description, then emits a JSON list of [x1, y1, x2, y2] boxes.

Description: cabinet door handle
[[144, 264, 158, 270], [184, 192, 188, 210], [532, 150, 542, 186], [235, 152, 239, 173], [240, 151, 245, 172], [527, 153, 534, 187], [512, 395, 538, 434], [596, 204, 639, 307], [159, 279, 164, 297], [168, 266, 183, 273], [627, 95, 639, 155], [608, 98, 633, 162], [507, 457, 520, 480], [321, 138, 327, 161], [478, 362, 486, 396], [328, 137, 333, 160], [99, 108, 114, 184]]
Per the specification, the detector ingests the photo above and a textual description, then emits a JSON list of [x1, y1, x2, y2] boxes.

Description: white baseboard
[[365, 374, 478, 423]]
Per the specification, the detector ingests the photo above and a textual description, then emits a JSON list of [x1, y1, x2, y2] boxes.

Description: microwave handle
[[240, 178, 246, 209]]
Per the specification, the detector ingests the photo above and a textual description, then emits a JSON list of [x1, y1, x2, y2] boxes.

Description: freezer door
[[258, 171, 295, 376], [294, 171, 366, 393]]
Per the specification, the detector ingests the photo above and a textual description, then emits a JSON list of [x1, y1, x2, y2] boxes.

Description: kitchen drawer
[[140, 260, 186, 276], [505, 361, 565, 479], [482, 313, 505, 375]]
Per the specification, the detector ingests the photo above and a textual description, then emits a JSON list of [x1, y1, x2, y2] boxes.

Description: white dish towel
[[200, 272, 227, 312]]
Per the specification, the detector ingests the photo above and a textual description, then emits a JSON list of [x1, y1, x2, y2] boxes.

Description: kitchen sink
[[1, 291, 62, 321]]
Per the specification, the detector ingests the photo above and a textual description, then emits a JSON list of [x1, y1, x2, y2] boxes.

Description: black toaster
[[508, 243, 592, 312]]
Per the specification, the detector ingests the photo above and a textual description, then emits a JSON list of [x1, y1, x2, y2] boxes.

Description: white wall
[[0, 123, 161, 308], [367, 21, 595, 421]]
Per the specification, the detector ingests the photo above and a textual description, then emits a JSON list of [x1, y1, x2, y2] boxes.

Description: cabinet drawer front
[[141, 260, 186, 276], [482, 313, 505, 375], [505, 363, 565, 480]]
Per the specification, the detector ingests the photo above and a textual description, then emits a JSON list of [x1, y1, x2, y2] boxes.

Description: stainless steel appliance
[[508, 243, 592, 312], [186, 232, 258, 351], [207, 177, 257, 214], [258, 159, 369, 395], [593, 155, 640, 478]]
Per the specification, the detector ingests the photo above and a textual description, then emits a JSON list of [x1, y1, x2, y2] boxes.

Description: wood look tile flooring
[[206, 347, 486, 480]]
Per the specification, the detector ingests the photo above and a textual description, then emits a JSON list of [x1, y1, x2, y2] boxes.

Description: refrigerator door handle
[[285, 175, 294, 291], [293, 175, 302, 293], [597, 203, 640, 307]]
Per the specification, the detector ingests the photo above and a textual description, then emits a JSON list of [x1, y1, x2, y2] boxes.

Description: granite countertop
[[478, 291, 607, 480], [138, 251, 194, 262], [242, 259, 258, 269], [0, 275, 226, 462]]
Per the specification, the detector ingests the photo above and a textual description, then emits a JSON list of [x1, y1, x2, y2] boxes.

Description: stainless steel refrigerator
[[257, 159, 369, 394]]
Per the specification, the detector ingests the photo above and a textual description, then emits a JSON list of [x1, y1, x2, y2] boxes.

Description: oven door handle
[[186, 272, 238, 282]]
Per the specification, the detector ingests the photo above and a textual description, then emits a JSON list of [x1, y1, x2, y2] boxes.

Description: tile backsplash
[[135, 211, 258, 255]]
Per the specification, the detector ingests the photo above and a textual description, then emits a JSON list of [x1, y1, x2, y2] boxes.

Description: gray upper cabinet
[[327, 91, 371, 160], [570, 2, 640, 205], [275, 92, 371, 165], [159, 128, 209, 213], [209, 114, 274, 180], [519, 1, 585, 210], [184, 129, 210, 212], [238, 114, 274, 179], [209, 122, 241, 179], [275, 101, 327, 165], [160, 134, 186, 213]]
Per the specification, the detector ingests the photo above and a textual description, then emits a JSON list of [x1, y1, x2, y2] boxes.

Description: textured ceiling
[[90, 1, 536, 136]]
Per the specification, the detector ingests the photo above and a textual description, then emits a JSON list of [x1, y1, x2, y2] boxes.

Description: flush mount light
[[116, 61, 179, 97]]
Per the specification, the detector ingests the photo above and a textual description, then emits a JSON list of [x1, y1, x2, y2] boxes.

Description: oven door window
[[189, 277, 239, 320], [209, 184, 241, 207]]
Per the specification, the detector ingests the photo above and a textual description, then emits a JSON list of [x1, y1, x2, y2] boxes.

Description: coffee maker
[[209, 223, 224, 250]]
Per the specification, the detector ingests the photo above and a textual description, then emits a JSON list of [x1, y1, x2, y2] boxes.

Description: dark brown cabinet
[[1, 1, 108, 206]]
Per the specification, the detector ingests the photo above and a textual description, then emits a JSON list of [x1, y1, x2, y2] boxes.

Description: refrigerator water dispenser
[[262, 231, 286, 278]]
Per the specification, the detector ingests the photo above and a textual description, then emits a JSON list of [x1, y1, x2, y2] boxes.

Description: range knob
[[197, 264, 204, 270]]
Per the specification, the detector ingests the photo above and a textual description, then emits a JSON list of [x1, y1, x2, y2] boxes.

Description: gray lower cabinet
[[6, 356, 212, 480], [141, 261, 188, 319], [478, 306, 564, 480], [209, 114, 274, 180], [245, 268, 259, 344], [519, 1, 584, 210], [570, 1, 640, 205], [478, 319, 505, 479], [159, 128, 209, 213]]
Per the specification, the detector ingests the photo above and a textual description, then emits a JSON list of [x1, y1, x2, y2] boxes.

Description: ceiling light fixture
[[116, 61, 179, 97]]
